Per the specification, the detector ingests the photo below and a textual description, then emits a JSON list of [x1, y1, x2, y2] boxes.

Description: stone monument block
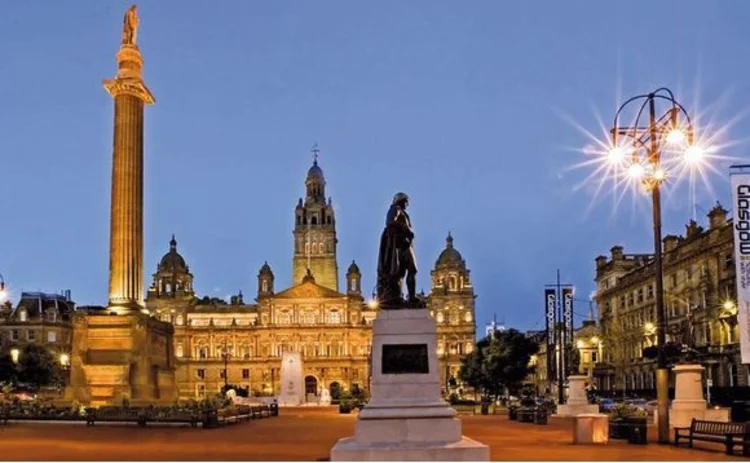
[[556, 375, 599, 416], [331, 309, 488, 461], [279, 352, 305, 406], [669, 364, 730, 428]]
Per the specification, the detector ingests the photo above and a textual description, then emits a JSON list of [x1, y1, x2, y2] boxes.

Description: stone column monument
[[556, 375, 598, 417], [331, 193, 488, 461], [66, 5, 177, 406]]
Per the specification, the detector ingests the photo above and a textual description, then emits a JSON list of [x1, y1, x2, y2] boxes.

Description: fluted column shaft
[[108, 94, 144, 310]]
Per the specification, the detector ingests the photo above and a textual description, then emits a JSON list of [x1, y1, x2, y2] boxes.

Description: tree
[[17, 344, 64, 390], [459, 329, 539, 400], [0, 353, 17, 384]]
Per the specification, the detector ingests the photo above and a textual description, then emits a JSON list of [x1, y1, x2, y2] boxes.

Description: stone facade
[[0, 292, 76, 367], [146, 159, 478, 400], [594, 203, 749, 392]]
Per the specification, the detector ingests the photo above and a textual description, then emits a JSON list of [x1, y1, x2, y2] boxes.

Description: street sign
[[707, 379, 713, 387]]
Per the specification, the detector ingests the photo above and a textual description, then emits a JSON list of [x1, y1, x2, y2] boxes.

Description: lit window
[[47, 331, 57, 343], [436, 312, 444, 323], [327, 310, 341, 324], [196, 369, 206, 380], [197, 384, 206, 398], [176, 344, 183, 358], [28, 330, 35, 341], [11, 330, 19, 341], [176, 315, 184, 326], [464, 312, 472, 323], [19, 310, 27, 322]]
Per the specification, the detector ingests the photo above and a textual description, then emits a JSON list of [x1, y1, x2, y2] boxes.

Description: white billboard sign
[[730, 171, 750, 363]]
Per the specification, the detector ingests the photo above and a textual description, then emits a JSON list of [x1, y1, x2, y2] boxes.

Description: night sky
[[1, 1, 748, 333]]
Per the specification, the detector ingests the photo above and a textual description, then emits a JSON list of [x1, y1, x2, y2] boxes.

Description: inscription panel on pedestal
[[381, 344, 429, 374]]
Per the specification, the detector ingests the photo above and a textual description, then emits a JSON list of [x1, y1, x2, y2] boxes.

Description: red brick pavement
[[0, 408, 744, 461]]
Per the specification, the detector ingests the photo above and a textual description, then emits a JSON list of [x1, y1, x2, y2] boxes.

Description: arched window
[[197, 345, 208, 359], [176, 344, 184, 358], [449, 276, 457, 290], [262, 280, 268, 293], [327, 215, 331, 225], [278, 311, 292, 325], [319, 242, 325, 254], [350, 278, 356, 291], [305, 242, 310, 254], [19, 309, 27, 322], [327, 310, 341, 324]]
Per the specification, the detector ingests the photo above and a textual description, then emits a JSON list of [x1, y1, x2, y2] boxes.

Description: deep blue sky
[[1, 1, 748, 332]]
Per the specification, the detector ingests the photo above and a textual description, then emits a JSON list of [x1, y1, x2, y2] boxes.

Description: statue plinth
[[330, 309, 488, 461], [66, 312, 177, 406], [556, 375, 598, 417]]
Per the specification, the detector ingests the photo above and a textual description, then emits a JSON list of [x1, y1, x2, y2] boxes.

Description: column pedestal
[[556, 375, 599, 416], [668, 364, 729, 428], [66, 312, 177, 407], [331, 309, 488, 461]]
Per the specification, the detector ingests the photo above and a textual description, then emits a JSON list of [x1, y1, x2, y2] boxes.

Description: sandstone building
[[593, 203, 748, 392], [146, 157, 478, 400]]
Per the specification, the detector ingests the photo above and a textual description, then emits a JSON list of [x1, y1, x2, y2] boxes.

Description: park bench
[[86, 408, 144, 427], [217, 408, 240, 425], [674, 419, 750, 456], [146, 410, 200, 428]]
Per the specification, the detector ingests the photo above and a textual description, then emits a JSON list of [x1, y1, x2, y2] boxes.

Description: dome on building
[[259, 261, 273, 276], [435, 232, 465, 268], [347, 260, 360, 274], [307, 159, 324, 181], [158, 235, 188, 272]]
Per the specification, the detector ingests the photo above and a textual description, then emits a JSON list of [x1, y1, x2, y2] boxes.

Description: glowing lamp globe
[[684, 145, 704, 164], [666, 129, 686, 145]]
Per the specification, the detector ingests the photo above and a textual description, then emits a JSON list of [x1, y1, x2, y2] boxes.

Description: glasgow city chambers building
[[145, 156, 478, 401]]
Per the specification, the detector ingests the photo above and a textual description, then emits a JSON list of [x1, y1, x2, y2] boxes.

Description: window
[[619, 296, 625, 309], [47, 331, 57, 343], [176, 315, 184, 326], [725, 254, 734, 269], [583, 352, 590, 363], [198, 346, 208, 359], [197, 384, 206, 398], [48, 311, 57, 322], [261, 280, 268, 293], [196, 369, 206, 380], [436, 312, 444, 323], [220, 370, 226, 379], [242, 369, 250, 379], [637, 289, 644, 303], [28, 330, 35, 341], [11, 329, 19, 341], [592, 351, 598, 363], [647, 285, 654, 299], [326, 310, 341, 324], [686, 267, 692, 282], [176, 344, 183, 358], [464, 312, 472, 323], [19, 310, 27, 322], [277, 311, 292, 324]]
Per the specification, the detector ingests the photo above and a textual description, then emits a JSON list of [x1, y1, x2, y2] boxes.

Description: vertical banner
[[562, 287, 574, 375], [545, 289, 557, 383], [730, 172, 750, 363]]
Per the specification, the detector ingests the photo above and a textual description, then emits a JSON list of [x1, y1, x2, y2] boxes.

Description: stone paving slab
[[0, 408, 743, 461]]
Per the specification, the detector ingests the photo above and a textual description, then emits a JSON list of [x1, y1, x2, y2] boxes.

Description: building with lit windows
[[146, 156, 478, 401], [593, 202, 748, 394]]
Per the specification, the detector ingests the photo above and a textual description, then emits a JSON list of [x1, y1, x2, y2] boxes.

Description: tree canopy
[[459, 329, 539, 399], [17, 344, 65, 390]]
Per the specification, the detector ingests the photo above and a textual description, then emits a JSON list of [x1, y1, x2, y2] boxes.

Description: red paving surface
[[0, 407, 745, 461]]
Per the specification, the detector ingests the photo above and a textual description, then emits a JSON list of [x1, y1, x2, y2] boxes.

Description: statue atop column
[[122, 5, 139, 46], [376, 192, 424, 309]]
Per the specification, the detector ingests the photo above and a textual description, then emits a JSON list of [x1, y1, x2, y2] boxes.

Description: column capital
[[103, 44, 155, 104]]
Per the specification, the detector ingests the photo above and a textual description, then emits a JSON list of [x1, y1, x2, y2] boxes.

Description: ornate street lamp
[[607, 87, 705, 444]]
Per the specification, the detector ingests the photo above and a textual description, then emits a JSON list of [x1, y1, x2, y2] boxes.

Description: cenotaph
[[279, 352, 305, 406], [331, 193, 488, 461]]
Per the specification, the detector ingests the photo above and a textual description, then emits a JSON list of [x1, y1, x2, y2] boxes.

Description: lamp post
[[607, 87, 704, 444]]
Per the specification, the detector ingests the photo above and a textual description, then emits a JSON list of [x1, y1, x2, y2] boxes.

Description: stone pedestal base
[[573, 414, 609, 444], [331, 436, 489, 461], [330, 309, 488, 461], [668, 364, 730, 428], [556, 404, 600, 417], [65, 312, 177, 406]]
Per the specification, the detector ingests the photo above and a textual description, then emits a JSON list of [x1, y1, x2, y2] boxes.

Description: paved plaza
[[0, 408, 744, 461]]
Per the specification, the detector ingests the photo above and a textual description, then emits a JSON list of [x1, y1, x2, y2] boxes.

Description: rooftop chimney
[[708, 201, 728, 229]]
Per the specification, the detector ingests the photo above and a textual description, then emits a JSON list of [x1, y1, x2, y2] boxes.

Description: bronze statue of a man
[[377, 192, 420, 308]]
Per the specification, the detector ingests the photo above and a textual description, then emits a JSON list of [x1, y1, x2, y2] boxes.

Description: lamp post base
[[656, 368, 670, 444]]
